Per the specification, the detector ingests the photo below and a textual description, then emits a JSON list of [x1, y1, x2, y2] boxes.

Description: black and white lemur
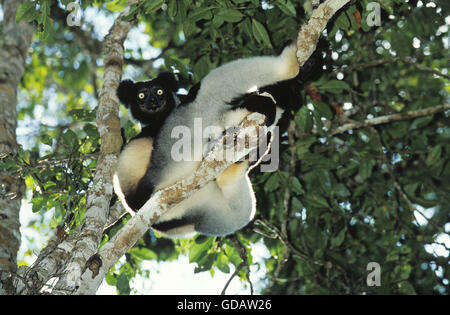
[[114, 44, 300, 238]]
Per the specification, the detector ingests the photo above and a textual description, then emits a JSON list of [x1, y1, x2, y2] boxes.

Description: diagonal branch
[[329, 57, 450, 80], [328, 104, 450, 136], [75, 114, 268, 295]]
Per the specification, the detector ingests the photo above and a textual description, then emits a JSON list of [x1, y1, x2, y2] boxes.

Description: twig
[[281, 121, 297, 236], [228, 235, 254, 295], [255, 218, 348, 283], [393, 181, 444, 233], [269, 121, 297, 291], [328, 104, 450, 136], [329, 57, 450, 80], [221, 262, 246, 295]]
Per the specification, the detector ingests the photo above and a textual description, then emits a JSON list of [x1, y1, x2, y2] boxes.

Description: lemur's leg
[[197, 44, 299, 104]]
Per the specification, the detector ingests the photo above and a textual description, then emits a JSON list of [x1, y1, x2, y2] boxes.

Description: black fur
[[152, 216, 197, 233], [230, 94, 277, 126], [117, 72, 179, 126], [182, 82, 201, 105], [128, 175, 155, 211]]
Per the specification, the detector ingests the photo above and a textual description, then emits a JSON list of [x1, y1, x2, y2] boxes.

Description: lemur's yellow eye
[[138, 92, 145, 99], [157, 89, 164, 95]]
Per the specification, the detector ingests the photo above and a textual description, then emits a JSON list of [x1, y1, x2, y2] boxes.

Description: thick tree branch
[[16, 6, 136, 295], [328, 104, 450, 136], [75, 114, 268, 295], [51, 7, 136, 294], [296, 0, 351, 67], [0, 0, 34, 295]]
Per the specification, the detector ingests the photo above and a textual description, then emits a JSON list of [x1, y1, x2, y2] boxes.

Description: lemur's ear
[[117, 79, 136, 108], [157, 72, 179, 92]]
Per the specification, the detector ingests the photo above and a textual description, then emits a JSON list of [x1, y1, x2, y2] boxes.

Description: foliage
[[6, 0, 449, 294]]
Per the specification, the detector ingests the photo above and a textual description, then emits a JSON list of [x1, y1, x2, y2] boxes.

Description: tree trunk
[[0, 0, 34, 294]]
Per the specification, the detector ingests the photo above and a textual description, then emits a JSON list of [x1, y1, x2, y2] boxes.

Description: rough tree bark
[[14, 6, 136, 295], [0, 0, 34, 295]]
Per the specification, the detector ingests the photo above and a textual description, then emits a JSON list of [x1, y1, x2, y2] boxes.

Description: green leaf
[[292, 177, 304, 194], [215, 9, 244, 23], [275, 0, 297, 17], [331, 228, 346, 248], [335, 11, 350, 30], [304, 194, 330, 209], [397, 281, 416, 295], [193, 55, 211, 81], [38, 15, 54, 41], [295, 107, 313, 133], [129, 247, 157, 260], [16, 2, 36, 23], [426, 145, 442, 166], [116, 273, 130, 295], [318, 80, 350, 94], [379, 0, 394, 15], [312, 109, 324, 136], [182, 21, 200, 38], [404, 183, 419, 197], [105, 272, 117, 286], [188, 7, 213, 22], [83, 123, 99, 140], [358, 158, 374, 181], [224, 244, 242, 267], [216, 253, 231, 274], [241, 18, 253, 38], [252, 19, 272, 48], [31, 195, 47, 213], [189, 237, 214, 263], [144, 0, 164, 14], [174, 0, 188, 23], [291, 197, 303, 211], [264, 173, 280, 192], [334, 183, 350, 198], [62, 129, 78, 147], [313, 102, 333, 120], [167, 0, 178, 19], [318, 170, 333, 192], [410, 115, 434, 129]]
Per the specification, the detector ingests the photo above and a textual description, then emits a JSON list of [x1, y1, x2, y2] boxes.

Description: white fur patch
[[115, 138, 153, 195], [224, 108, 250, 129]]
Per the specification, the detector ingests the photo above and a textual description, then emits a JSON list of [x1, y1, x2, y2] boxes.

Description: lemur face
[[116, 72, 180, 124], [135, 81, 168, 114]]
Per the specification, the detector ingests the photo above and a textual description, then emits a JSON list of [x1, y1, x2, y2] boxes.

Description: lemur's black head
[[117, 72, 179, 125]]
